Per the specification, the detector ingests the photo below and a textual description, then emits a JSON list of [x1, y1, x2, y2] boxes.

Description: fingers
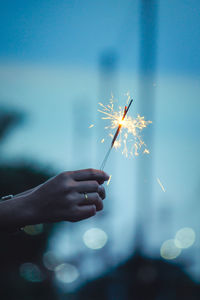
[[72, 168, 109, 184], [76, 205, 96, 221], [98, 185, 106, 200], [79, 192, 103, 211], [59, 169, 108, 222], [75, 180, 101, 193], [74, 180, 106, 200]]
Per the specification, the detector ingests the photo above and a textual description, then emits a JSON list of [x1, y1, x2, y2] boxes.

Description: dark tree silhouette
[[77, 252, 200, 300]]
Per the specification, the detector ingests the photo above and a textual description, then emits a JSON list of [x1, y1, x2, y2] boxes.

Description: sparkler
[[98, 95, 152, 170], [100, 99, 133, 170]]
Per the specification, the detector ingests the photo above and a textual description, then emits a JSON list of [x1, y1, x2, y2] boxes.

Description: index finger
[[72, 168, 109, 183]]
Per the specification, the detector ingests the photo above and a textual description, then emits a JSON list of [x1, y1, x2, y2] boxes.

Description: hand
[[28, 168, 109, 224]]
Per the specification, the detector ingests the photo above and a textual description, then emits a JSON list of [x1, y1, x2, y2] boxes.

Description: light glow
[[107, 175, 112, 186], [157, 178, 166, 193], [160, 239, 181, 260], [55, 263, 79, 284], [23, 224, 44, 235], [83, 228, 108, 250], [43, 251, 60, 271], [98, 95, 152, 158], [174, 227, 196, 249], [20, 263, 44, 282]]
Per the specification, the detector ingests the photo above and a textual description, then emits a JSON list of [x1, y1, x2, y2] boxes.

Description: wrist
[[14, 192, 39, 227], [0, 193, 37, 232]]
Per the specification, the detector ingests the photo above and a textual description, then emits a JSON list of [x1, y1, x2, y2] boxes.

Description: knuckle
[[66, 194, 75, 203], [99, 200, 103, 211], [59, 171, 68, 180], [102, 189, 106, 199], [90, 205, 96, 215], [62, 183, 71, 194], [88, 168, 94, 174], [63, 179, 76, 194], [68, 181, 76, 192], [60, 171, 73, 181], [94, 192, 100, 202], [93, 193, 103, 211], [88, 168, 96, 177], [97, 198, 103, 211], [93, 181, 99, 191], [99, 185, 105, 194]]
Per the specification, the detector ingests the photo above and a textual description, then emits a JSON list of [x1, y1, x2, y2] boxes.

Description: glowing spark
[[157, 177, 166, 193], [99, 95, 152, 167], [89, 124, 94, 128], [101, 138, 105, 143], [107, 175, 112, 186], [143, 149, 150, 154]]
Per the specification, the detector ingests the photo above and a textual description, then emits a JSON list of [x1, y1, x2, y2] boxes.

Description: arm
[[0, 194, 34, 231], [12, 184, 43, 198], [0, 168, 109, 232]]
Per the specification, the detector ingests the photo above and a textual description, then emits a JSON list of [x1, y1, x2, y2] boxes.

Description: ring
[[84, 192, 88, 201]]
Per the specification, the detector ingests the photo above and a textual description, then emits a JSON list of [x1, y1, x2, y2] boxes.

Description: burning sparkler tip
[[99, 95, 151, 169]]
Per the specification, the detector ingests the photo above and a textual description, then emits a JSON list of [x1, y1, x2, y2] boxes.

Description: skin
[[0, 168, 109, 232]]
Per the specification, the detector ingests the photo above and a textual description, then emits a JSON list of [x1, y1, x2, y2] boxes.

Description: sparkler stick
[[100, 99, 133, 170]]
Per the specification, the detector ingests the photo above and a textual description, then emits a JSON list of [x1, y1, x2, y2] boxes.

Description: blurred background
[[0, 0, 200, 299]]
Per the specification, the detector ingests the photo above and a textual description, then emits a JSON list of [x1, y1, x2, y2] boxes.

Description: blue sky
[[0, 0, 200, 74]]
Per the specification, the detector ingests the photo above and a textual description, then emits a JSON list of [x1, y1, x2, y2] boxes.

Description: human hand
[[28, 168, 109, 224]]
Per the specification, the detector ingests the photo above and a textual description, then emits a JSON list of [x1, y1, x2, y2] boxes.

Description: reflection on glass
[[174, 227, 196, 249], [83, 228, 108, 250], [160, 239, 181, 260], [55, 263, 79, 284], [19, 262, 44, 282]]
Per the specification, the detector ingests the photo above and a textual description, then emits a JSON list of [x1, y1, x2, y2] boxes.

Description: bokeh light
[[55, 263, 79, 284], [160, 239, 182, 260], [174, 227, 196, 249], [19, 263, 44, 282], [83, 228, 108, 250], [43, 251, 60, 271], [23, 224, 44, 235]]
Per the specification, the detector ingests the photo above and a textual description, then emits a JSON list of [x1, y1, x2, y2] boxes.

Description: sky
[[0, 0, 200, 73], [0, 0, 200, 290]]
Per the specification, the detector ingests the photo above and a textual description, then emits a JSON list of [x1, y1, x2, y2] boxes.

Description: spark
[[143, 149, 150, 154], [157, 177, 166, 193], [107, 175, 112, 186], [101, 138, 105, 143], [89, 124, 94, 128], [99, 95, 152, 169]]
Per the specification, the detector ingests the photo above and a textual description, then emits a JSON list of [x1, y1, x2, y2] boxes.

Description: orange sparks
[[143, 149, 150, 154], [98, 95, 152, 158], [107, 175, 112, 186]]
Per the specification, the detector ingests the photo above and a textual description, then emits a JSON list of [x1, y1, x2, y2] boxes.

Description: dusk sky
[[0, 0, 200, 73]]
